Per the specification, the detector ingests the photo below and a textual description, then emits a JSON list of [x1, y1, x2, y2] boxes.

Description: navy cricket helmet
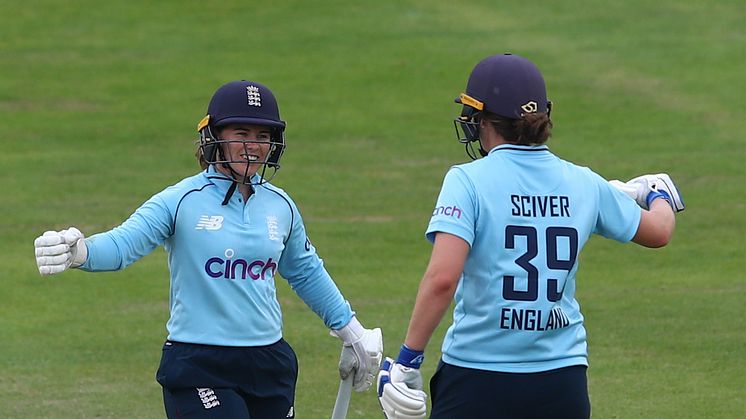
[[453, 54, 551, 158], [197, 80, 287, 184]]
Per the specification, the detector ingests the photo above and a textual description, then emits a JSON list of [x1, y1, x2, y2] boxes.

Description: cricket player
[[376, 54, 684, 418], [34, 80, 383, 418]]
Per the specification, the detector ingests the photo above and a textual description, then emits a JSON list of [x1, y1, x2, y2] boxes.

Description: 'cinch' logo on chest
[[204, 248, 276, 280]]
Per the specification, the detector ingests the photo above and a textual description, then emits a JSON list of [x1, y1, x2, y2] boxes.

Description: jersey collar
[[205, 165, 233, 188], [487, 143, 549, 156], [205, 165, 260, 185]]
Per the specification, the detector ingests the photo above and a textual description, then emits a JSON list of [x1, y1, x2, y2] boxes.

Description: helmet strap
[[478, 144, 488, 157]]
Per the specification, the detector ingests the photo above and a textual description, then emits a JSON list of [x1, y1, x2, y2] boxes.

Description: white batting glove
[[377, 354, 427, 419], [610, 173, 685, 212], [331, 317, 384, 392], [34, 227, 88, 276], [628, 173, 685, 212]]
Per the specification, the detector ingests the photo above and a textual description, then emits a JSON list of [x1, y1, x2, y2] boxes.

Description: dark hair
[[483, 110, 553, 145]]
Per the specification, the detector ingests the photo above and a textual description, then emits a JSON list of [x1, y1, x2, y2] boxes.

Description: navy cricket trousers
[[429, 361, 590, 419], [156, 339, 298, 419]]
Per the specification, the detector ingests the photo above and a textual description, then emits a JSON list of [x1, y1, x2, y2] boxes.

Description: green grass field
[[2, 0, 744, 417]]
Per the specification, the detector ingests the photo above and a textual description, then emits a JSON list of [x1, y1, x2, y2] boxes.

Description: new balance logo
[[196, 215, 224, 230], [286, 406, 295, 417]]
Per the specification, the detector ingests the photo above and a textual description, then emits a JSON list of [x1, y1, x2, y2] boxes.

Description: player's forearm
[[286, 264, 354, 330], [78, 234, 124, 271], [80, 200, 171, 271], [633, 199, 675, 248], [404, 232, 468, 351], [404, 271, 458, 351]]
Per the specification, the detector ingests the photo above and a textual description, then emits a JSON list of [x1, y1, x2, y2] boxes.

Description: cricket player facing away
[[34, 80, 383, 419], [376, 54, 685, 419]]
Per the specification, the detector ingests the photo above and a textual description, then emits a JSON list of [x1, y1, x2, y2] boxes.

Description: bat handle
[[331, 375, 354, 419]]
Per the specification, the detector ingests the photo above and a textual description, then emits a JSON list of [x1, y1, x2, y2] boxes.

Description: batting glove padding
[[331, 317, 384, 392], [34, 227, 88, 276], [610, 173, 685, 212], [377, 357, 427, 419]]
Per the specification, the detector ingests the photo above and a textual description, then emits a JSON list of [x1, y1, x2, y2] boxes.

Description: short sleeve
[[425, 167, 477, 245], [594, 179, 642, 242]]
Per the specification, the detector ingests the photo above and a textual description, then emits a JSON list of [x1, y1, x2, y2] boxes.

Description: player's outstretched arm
[[34, 227, 88, 275]]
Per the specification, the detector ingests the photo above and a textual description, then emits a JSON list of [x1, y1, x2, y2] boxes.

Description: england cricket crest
[[266, 215, 280, 241], [246, 85, 261, 107]]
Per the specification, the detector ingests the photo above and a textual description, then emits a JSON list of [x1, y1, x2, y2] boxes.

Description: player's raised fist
[[34, 227, 88, 275], [611, 173, 685, 212]]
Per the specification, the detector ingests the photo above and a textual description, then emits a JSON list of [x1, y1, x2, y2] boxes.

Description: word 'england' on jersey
[[500, 306, 570, 331]]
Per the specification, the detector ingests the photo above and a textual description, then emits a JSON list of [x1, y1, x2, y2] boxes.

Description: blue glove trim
[[397, 344, 424, 369], [646, 190, 672, 209], [378, 374, 390, 397]]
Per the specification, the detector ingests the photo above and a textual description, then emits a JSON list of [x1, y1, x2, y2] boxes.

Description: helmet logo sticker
[[246, 85, 262, 107], [521, 101, 538, 114]]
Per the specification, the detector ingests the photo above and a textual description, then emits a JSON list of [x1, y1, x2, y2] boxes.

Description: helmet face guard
[[197, 81, 287, 185], [199, 122, 285, 185], [453, 94, 487, 160]]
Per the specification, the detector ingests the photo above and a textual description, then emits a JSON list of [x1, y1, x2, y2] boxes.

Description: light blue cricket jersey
[[427, 144, 641, 373], [80, 166, 353, 346]]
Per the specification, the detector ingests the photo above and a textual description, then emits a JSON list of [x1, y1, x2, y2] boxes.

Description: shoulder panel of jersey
[[156, 171, 226, 235]]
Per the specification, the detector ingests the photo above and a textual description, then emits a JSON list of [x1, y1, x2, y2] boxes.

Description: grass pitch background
[[2, 0, 744, 417]]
